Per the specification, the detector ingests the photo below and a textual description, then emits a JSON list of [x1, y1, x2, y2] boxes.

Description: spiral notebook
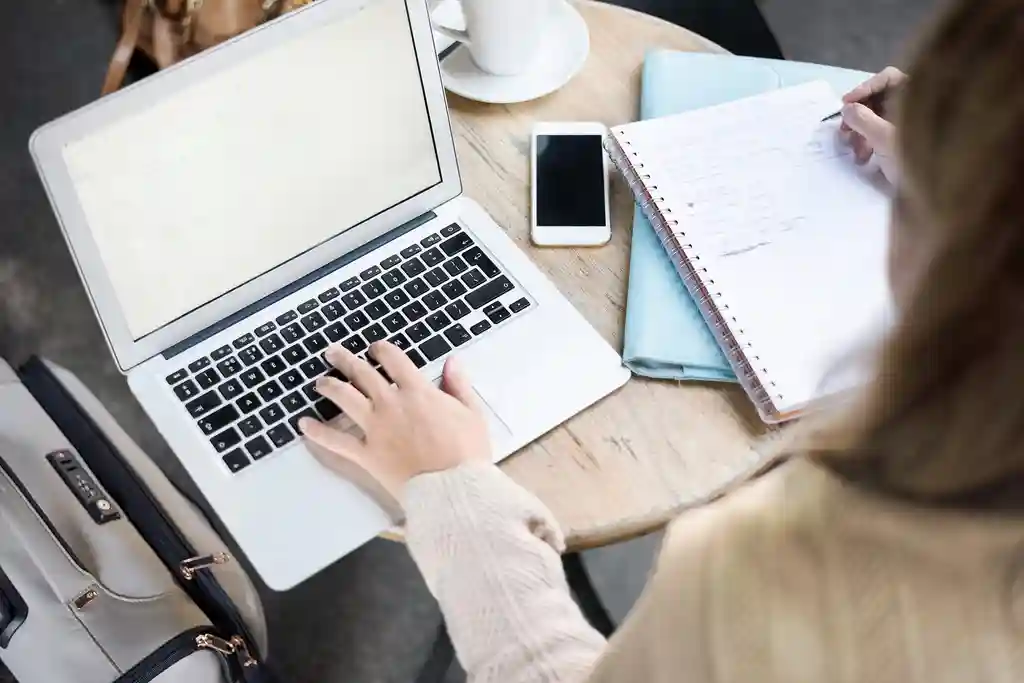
[[607, 81, 891, 423]]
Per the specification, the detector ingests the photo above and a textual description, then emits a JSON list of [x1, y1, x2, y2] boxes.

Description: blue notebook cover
[[622, 51, 869, 382]]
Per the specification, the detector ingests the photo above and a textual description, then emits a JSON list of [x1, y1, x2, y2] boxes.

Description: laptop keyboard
[[163, 224, 532, 475]]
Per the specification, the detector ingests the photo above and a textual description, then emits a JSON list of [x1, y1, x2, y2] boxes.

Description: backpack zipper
[[115, 626, 227, 683]]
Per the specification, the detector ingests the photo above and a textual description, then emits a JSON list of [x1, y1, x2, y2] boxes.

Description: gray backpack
[[0, 357, 273, 682]]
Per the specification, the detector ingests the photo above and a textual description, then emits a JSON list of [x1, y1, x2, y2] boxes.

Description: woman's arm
[[405, 464, 606, 683]]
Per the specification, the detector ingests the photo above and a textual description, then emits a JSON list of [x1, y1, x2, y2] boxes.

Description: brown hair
[[806, 0, 1024, 506]]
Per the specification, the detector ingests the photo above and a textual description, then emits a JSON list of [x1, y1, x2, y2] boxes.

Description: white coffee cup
[[432, 0, 553, 76]]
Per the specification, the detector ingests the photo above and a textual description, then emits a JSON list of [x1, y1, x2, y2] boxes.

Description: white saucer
[[439, 1, 590, 105]]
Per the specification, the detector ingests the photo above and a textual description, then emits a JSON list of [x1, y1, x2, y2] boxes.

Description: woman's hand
[[299, 342, 491, 499], [840, 66, 907, 184]]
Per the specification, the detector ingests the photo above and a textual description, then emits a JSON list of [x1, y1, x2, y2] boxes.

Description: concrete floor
[[0, 0, 941, 681]]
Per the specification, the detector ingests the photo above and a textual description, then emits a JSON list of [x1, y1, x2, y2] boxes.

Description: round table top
[[434, 1, 770, 550]]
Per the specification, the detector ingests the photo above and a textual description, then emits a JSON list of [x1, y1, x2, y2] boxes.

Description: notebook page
[[620, 82, 892, 412]]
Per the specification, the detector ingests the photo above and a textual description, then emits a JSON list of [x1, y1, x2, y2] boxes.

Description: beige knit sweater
[[404, 458, 1024, 683]]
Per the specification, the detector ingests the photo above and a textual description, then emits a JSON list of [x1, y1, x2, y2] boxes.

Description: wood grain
[[390, 1, 770, 550]]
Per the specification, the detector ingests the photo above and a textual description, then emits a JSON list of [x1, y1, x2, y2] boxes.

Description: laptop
[[29, 0, 629, 590]]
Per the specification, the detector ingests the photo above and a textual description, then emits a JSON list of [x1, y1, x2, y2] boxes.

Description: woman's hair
[[805, 0, 1024, 506]]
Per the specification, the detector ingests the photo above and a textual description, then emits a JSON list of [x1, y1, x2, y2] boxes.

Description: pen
[[821, 90, 891, 123]]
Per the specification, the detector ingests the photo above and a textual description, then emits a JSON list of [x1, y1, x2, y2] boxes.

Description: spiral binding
[[605, 132, 783, 419]]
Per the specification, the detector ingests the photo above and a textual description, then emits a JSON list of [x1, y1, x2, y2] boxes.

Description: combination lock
[[46, 450, 121, 525]]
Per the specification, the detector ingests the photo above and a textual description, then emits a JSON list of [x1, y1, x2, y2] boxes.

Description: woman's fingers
[[441, 357, 483, 414], [842, 66, 906, 104], [325, 344, 389, 400], [300, 417, 366, 464], [315, 376, 371, 426], [369, 341, 427, 389]]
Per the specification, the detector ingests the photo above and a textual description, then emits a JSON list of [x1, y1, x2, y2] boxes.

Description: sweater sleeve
[[403, 463, 607, 683]]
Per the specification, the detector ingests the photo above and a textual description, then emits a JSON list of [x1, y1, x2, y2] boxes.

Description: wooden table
[[441, 0, 771, 553]]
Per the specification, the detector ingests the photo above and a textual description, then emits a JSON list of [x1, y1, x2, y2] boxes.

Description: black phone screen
[[535, 134, 607, 227]]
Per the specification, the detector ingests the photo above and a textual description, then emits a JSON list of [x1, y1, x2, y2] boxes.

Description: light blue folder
[[623, 51, 870, 382]]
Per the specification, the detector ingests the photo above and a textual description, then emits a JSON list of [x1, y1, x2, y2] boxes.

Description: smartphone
[[530, 122, 611, 247]]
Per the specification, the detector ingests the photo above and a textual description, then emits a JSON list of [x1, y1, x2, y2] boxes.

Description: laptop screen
[[61, 0, 441, 341]]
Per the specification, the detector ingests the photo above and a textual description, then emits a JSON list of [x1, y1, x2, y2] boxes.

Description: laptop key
[[441, 223, 460, 237], [232, 333, 255, 349], [341, 291, 367, 309], [174, 380, 200, 402], [259, 333, 284, 354], [510, 297, 531, 313], [366, 300, 390, 320], [318, 287, 340, 303], [255, 321, 277, 337], [275, 310, 298, 325], [400, 244, 422, 259], [384, 289, 410, 308], [280, 322, 305, 343], [211, 427, 241, 453], [402, 300, 428, 321], [388, 333, 410, 351], [343, 311, 370, 330], [421, 248, 444, 267], [380, 255, 402, 270], [424, 267, 449, 287], [239, 345, 263, 366], [382, 269, 406, 288], [362, 279, 386, 299], [301, 312, 326, 332], [325, 322, 348, 342], [211, 345, 232, 361], [466, 276, 514, 309], [259, 402, 286, 425], [282, 391, 306, 412], [299, 357, 326, 378], [267, 424, 295, 448], [406, 348, 426, 368], [216, 357, 242, 377], [404, 277, 428, 298], [240, 368, 265, 388], [302, 382, 319, 401], [443, 324, 472, 347], [258, 380, 283, 402], [421, 232, 441, 247], [166, 369, 189, 385], [360, 265, 382, 281], [219, 379, 243, 400], [442, 280, 467, 299], [401, 257, 426, 277], [461, 269, 486, 289], [470, 320, 492, 335], [279, 368, 303, 389], [407, 322, 430, 343], [426, 312, 451, 332], [443, 256, 468, 276], [340, 335, 368, 354], [188, 357, 210, 373], [423, 291, 447, 311], [440, 231, 473, 257], [282, 344, 307, 365], [185, 390, 220, 417], [297, 299, 318, 314], [238, 415, 262, 438], [463, 247, 502, 278], [486, 305, 511, 324], [340, 276, 361, 291], [288, 408, 319, 434], [315, 399, 341, 421], [221, 448, 249, 473], [444, 300, 471, 320], [322, 301, 344, 321], [419, 335, 451, 362], [196, 369, 219, 390], [237, 392, 261, 414], [303, 332, 328, 354], [246, 436, 273, 460], [198, 404, 239, 435], [363, 324, 387, 343], [382, 313, 407, 333]]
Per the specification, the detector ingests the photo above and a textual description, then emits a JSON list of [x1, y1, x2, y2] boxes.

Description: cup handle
[[428, 0, 471, 44]]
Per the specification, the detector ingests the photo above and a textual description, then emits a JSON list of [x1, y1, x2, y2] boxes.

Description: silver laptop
[[29, 0, 629, 590]]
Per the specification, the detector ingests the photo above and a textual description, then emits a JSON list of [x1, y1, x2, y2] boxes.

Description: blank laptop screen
[[61, 0, 441, 340]]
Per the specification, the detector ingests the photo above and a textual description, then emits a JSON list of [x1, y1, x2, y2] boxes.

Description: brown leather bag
[[102, 0, 314, 95]]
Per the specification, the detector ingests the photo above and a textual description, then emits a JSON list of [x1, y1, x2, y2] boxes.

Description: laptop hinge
[[162, 211, 438, 360]]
